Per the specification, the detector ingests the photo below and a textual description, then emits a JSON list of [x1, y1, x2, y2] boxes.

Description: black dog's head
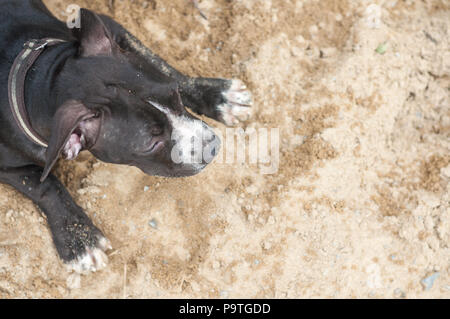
[[41, 9, 220, 181]]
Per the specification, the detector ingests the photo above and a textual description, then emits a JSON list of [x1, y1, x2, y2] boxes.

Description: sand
[[0, 0, 449, 298]]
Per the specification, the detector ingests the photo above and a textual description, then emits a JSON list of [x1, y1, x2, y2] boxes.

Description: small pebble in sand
[[6, 210, 14, 220], [393, 288, 406, 298], [148, 218, 158, 229], [421, 272, 440, 291], [144, 186, 150, 192], [309, 25, 318, 34], [375, 42, 387, 55], [66, 273, 81, 290]]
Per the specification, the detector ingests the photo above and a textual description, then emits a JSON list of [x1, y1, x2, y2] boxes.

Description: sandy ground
[[0, 0, 449, 298]]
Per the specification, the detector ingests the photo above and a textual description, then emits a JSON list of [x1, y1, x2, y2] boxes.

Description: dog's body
[[0, 0, 252, 273]]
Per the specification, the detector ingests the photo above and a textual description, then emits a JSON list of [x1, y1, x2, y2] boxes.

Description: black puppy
[[0, 0, 252, 273]]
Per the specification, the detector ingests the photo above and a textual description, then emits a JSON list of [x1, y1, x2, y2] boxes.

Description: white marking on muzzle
[[149, 101, 218, 166]]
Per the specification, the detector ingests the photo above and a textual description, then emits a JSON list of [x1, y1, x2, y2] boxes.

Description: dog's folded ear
[[72, 8, 115, 57], [41, 100, 97, 182]]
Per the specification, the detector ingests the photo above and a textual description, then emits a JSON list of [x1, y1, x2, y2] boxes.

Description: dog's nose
[[169, 121, 220, 166], [201, 126, 220, 162]]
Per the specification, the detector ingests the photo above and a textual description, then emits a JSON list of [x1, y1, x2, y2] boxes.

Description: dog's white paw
[[66, 236, 112, 274], [217, 79, 253, 126]]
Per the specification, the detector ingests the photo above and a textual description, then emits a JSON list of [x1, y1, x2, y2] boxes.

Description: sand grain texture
[[0, 0, 449, 298]]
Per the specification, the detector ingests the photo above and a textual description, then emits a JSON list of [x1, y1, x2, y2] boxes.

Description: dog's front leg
[[0, 165, 111, 273], [98, 15, 253, 126]]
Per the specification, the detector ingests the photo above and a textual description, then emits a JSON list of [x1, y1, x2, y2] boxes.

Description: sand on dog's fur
[[0, 0, 448, 298]]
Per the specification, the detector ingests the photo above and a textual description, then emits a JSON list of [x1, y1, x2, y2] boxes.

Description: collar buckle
[[34, 41, 49, 51], [24, 39, 63, 51]]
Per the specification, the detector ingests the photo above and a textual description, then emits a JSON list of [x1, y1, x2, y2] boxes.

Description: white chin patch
[[67, 237, 112, 274], [217, 79, 253, 126], [63, 133, 85, 160]]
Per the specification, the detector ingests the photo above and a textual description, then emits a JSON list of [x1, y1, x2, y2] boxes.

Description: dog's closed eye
[[150, 125, 163, 136]]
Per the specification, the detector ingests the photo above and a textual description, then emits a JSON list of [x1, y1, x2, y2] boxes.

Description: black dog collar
[[8, 38, 66, 148]]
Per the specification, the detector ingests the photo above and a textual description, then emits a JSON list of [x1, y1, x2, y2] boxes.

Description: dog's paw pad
[[218, 79, 253, 126], [67, 236, 112, 274]]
